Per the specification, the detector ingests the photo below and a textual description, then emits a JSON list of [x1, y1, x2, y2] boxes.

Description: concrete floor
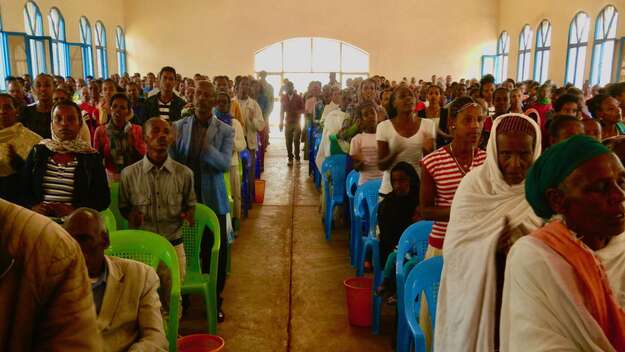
[[180, 136, 393, 351]]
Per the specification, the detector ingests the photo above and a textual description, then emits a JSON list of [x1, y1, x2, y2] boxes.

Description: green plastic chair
[[106, 230, 180, 352], [101, 209, 117, 233], [181, 203, 220, 334], [223, 173, 233, 274], [108, 182, 129, 230]]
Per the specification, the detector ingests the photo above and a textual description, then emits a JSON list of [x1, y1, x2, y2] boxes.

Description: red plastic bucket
[[177, 334, 225, 352], [254, 179, 266, 204], [343, 277, 373, 327]]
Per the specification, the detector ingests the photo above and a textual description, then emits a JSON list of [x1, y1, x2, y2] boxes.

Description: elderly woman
[[0, 94, 41, 202], [20, 101, 110, 219], [501, 135, 625, 351], [94, 93, 146, 181], [435, 113, 544, 351]]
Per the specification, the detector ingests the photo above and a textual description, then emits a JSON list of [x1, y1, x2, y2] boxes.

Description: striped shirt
[[158, 99, 171, 119], [42, 157, 78, 204], [422, 146, 486, 249]]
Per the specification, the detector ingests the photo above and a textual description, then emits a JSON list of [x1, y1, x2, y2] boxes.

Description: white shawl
[[315, 109, 347, 170], [500, 233, 625, 351], [434, 114, 544, 352]]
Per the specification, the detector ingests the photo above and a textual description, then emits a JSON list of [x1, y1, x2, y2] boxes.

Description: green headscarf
[[525, 135, 611, 219]]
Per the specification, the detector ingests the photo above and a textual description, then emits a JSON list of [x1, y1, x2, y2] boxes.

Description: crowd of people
[[1, 64, 625, 351]]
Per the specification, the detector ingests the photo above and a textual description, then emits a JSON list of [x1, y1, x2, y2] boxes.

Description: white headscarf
[[40, 120, 96, 154], [435, 113, 544, 351]]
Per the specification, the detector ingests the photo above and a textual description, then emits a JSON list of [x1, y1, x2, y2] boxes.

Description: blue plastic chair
[[345, 170, 360, 266], [240, 150, 251, 217], [321, 154, 348, 240], [396, 221, 434, 352], [307, 126, 316, 176], [404, 256, 444, 352], [312, 131, 322, 189]]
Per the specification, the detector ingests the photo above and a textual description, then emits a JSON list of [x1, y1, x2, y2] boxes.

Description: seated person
[[0, 199, 102, 351], [582, 118, 602, 141], [503, 135, 625, 351], [553, 94, 581, 118], [435, 114, 544, 351], [588, 94, 625, 140], [20, 100, 110, 219], [94, 93, 146, 181], [0, 94, 41, 203], [548, 114, 584, 145], [64, 208, 168, 352], [349, 102, 383, 185]]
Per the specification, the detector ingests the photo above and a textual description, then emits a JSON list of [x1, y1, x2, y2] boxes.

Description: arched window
[[517, 25, 532, 82], [48, 7, 68, 77], [590, 5, 619, 86], [534, 20, 551, 83], [0, 9, 6, 90], [495, 31, 509, 83], [23, 0, 46, 75], [116, 26, 126, 75], [95, 21, 108, 78], [254, 37, 369, 94], [565, 12, 591, 88], [79, 16, 94, 77]]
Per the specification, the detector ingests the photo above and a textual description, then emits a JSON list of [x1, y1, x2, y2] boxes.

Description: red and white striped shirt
[[422, 146, 486, 249]]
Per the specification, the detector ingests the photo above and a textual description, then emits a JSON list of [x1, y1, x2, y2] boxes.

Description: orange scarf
[[229, 100, 245, 129], [532, 220, 625, 350]]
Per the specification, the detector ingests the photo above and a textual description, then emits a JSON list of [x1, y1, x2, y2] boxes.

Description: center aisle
[[181, 135, 392, 351]]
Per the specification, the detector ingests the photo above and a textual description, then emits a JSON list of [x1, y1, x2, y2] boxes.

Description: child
[[349, 102, 383, 185]]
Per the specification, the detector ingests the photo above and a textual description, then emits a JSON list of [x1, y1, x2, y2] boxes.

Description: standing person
[[7, 79, 27, 117], [170, 81, 233, 321], [258, 71, 274, 157], [509, 88, 524, 113], [21, 73, 54, 139], [315, 89, 352, 170], [418, 84, 450, 146], [0, 199, 102, 351], [93, 93, 146, 181], [377, 85, 435, 196], [435, 114, 543, 351], [145, 67, 186, 122], [479, 74, 496, 115], [303, 82, 321, 159], [234, 76, 265, 198], [0, 94, 41, 203], [126, 81, 147, 125], [280, 81, 304, 166], [349, 101, 383, 185], [119, 117, 195, 316]]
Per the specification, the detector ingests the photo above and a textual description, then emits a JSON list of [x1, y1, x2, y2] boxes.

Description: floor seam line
[[285, 166, 298, 351]]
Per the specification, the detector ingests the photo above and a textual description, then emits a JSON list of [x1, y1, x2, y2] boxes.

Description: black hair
[[554, 94, 580, 113], [548, 114, 582, 139], [109, 93, 131, 108], [608, 82, 625, 98], [493, 87, 510, 98], [158, 66, 176, 78], [479, 74, 495, 86], [390, 162, 420, 198], [587, 94, 612, 119], [387, 86, 414, 119], [52, 100, 83, 123], [0, 93, 17, 108], [449, 96, 481, 119]]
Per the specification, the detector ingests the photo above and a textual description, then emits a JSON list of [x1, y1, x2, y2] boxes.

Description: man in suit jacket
[[145, 66, 186, 122], [64, 208, 168, 352], [170, 80, 233, 322]]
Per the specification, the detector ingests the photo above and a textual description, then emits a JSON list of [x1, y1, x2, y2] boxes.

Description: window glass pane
[[69, 45, 84, 78], [8, 35, 29, 76], [575, 49, 587, 87], [254, 42, 282, 72], [341, 44, 368, 72], [283, 38, 312, 72], [312, 38, 340, 72]]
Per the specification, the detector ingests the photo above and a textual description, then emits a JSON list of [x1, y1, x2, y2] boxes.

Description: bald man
[[64, 208, 168, 352], [171, 80, 233, 321]]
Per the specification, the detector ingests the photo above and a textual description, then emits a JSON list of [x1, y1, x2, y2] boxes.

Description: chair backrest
[[101, 208, 117, 233], [105, 230, 180, 350], [181, 203, 220, 275], [396, 221, 434, 284], [345, 170, 359, 201], [108, 182, 128, 230], [403, 256, 444, 350], [354, 178, 382, 230], [321, 154, 348, 199]]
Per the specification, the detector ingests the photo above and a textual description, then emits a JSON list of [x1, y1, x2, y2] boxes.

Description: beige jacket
[[98, 256, 167, 352], [0, 199, 102, 351]]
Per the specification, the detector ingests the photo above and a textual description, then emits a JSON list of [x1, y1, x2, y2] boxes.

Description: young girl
[[349, 102, 383, 185]]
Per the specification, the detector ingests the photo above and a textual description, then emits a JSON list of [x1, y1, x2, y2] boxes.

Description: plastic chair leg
[[324, 201, 334, 241], [371, 239, 382, 335]]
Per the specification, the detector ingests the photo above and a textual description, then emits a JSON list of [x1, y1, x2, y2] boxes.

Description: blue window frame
[[590, 5, 619, 86], [79, 16, 94, 78], [95, 21, 108, 78], [533, 19, 551, 83], [23, 0, 47, 76], [0, 9, 7, 90], [116, 26, 126, 75], [495, 31, 509, 83], [517, 25, 532, 82], [48, 7, 68, 77], [565, 12, 591, 88]]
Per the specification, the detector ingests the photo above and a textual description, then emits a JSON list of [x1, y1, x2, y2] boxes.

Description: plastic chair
[[223, 172, 233, 275], [106, 230, 181, 352], [396, 221, 434, 352], [403, 256, 444, 352], [181, 203, 221, 334], [101, 208, 117, 233], [240, 150, 251, 217], [345, 170, 360, 266], [312, 131, 322, 189], [321, 154, 348, 240], [108, 182, 128, 230]]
